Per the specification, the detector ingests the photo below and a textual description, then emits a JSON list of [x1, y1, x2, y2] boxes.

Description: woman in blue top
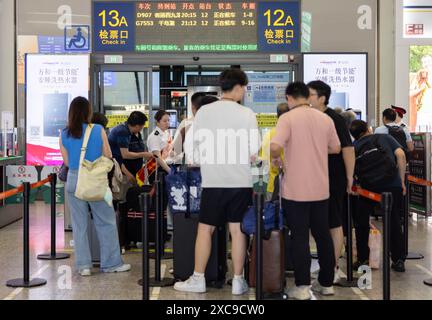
[[60, 97, 130, 276]]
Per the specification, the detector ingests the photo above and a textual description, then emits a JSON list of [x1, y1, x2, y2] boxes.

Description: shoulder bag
[[75, 124, 114, 201]]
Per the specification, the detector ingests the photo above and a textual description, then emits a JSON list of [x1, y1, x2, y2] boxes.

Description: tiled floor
[[1, 202, 432, 300]]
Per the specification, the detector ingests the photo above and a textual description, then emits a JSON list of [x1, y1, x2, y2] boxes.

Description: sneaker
[[353, 260, 369, 272], [174, 275, 206, 293], [311, 280, 335, 296], [333, 268, 343, 284], [391, 260, 406, 272], [232, 278, 249, 295], [79, 268, 91, 276], [105, 264, 131, 273], [286, 286, 311, 300]]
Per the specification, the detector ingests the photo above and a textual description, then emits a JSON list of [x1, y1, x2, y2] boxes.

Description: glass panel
[[103, 71, 149, 110]]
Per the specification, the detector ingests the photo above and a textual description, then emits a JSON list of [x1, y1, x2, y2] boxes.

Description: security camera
[[289, 55, 295, 63], [193, 56, 200, 61]]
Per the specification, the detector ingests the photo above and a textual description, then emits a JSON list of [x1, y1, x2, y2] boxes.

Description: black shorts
[[328, 189, 346, 229], [199, 188, 253, 227]]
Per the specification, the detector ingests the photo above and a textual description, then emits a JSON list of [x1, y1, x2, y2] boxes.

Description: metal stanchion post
[[255, 192, 263, 300], [7, 183, 47, 288], [382, 192, 392, 300], [38, 174, 70, 260], [159, 172, 173, 260], [138, 193, 150, 300], [337, 195, 358, 287], [150, 172, 174, 287], [404, 178, 424, 260]]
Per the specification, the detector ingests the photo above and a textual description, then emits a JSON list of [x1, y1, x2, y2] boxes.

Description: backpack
[[385, 125, 408, 150], [355, 135, 398, 189]]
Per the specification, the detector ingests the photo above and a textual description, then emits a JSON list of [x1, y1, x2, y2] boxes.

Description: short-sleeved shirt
[[325, 108, 354, 192], [61, 124, 103, 170], [123, 132, 145, 176], [190, 100, 261, 188], [271, 106, 341, 202], [108, 123, 132, 166], [374, 122, 412, 142], [147, 126, 172, 159], [354, 134, 403, 189]]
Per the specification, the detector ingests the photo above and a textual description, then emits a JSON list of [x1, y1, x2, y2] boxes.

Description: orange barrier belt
[[30, 177, 52, 190], [0, 185, 24, 201], [0, 176, 52, 201], [407, 175, 432, 187], [352, 186, 382, 203]]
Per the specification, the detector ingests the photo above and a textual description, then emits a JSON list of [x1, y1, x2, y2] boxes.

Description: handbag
[[165, 165, 202, 215], [58, 163, 69, 182], [241, 170, 284, 236], [75, 124, 114, 201]]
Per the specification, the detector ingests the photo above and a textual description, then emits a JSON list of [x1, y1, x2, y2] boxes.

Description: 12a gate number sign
[[263, 8, 295, 45]]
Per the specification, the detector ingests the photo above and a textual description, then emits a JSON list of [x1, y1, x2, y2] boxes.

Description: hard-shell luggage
[[124, 185, 168, 246], [173, 213, 227, 288], [88, 206, 122, 266], [88, 211, 101, 266], [247, 169, 286, 294]]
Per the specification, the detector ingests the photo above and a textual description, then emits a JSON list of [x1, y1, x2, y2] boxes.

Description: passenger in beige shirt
[[270, 82, 341, 300]]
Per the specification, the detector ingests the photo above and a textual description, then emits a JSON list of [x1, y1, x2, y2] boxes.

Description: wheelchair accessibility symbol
[[64, 25, 90, 52]]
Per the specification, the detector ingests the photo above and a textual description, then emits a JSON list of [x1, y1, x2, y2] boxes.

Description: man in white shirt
[[174, 68, 261, 295], [375, 108, 414, 152]]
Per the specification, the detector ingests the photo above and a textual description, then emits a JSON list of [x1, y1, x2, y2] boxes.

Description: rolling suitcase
[[88, 211, 101, 266], [88, 206, 122, 266], [173, 213, 227, 288], [247, 170, 286, 294], [125, 185, 169, 246]]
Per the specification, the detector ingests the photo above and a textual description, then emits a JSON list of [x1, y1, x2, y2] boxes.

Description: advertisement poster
[[26, 54, 89, 166], [303, 53, 368, 120], [244, 72, 290, 114], [403, 0, 432, 38], [409, 46, 432, 132]]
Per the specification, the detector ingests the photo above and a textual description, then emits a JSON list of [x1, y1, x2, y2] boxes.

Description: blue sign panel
[[38, 36, 67, 54], [257, 1, 300, 52], [93, 2, 135, 52]]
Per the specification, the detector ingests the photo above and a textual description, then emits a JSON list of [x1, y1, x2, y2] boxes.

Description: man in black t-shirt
[[350, 120, 406, 272], [308, 81, 355, 284]]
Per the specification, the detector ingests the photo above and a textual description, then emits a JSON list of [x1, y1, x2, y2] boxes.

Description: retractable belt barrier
[[138, 171, 174, 290], [407, 175, 432, 187], [138, 193, 150, 300], [352, 185, 392, 300], [5, 174, 70, 288]]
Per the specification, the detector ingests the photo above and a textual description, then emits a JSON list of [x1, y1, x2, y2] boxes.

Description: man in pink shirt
[[271, 82, 341, 300]]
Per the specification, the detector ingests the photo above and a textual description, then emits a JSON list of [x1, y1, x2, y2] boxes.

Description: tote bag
[[75, 124, 114, 201]]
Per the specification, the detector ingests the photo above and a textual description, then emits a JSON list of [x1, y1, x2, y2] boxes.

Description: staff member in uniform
[[147, 110, 173, 230], [147, 110, 172, 174]]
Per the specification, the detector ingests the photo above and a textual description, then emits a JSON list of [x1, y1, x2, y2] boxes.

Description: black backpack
[[355, 135, 398, 189], [385, 125, 408, 150]]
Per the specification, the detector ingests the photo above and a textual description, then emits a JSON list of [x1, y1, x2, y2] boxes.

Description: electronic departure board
[[93, 1, 300, 53]]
